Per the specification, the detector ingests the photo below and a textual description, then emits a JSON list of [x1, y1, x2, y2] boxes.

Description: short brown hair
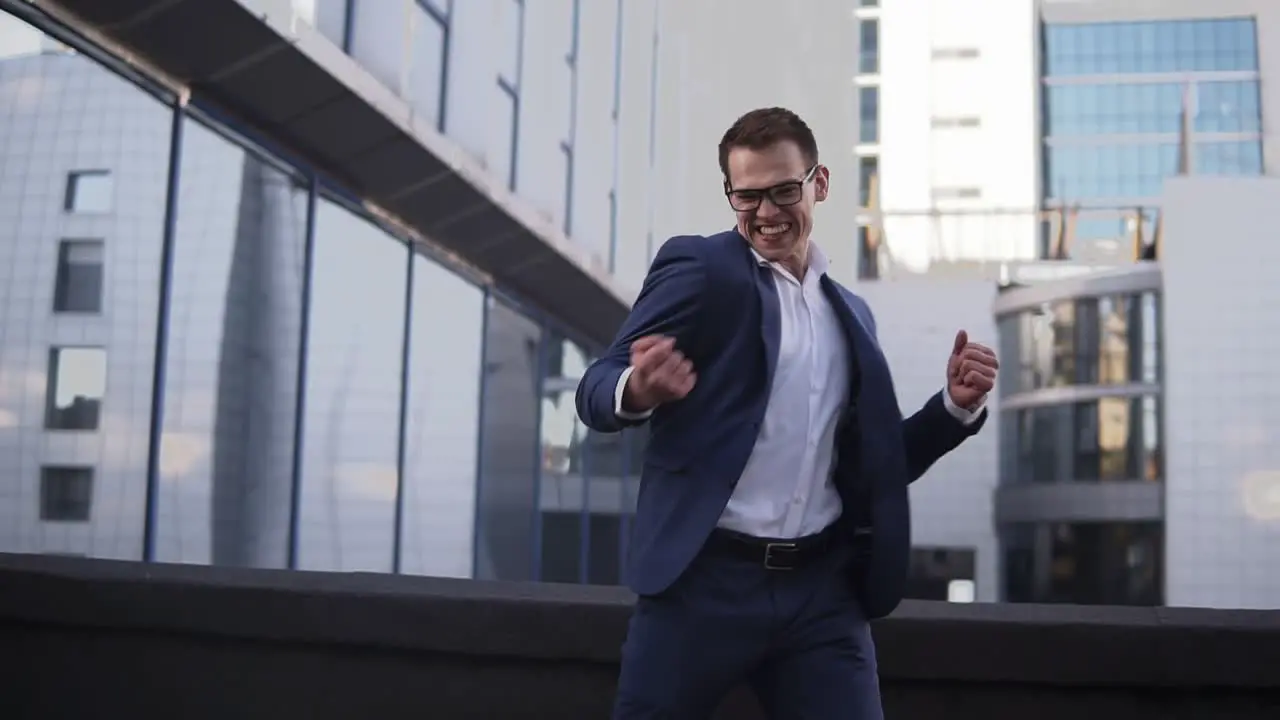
[[718, 107, 820, 185]]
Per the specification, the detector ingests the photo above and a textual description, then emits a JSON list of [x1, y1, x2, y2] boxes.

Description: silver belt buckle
[[763, 542, 798, 570]]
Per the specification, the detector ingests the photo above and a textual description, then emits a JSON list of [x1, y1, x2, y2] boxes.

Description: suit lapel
[[820, 277, 901, 424], [819, 276, 870, 385], [755, 266, 781, 391]]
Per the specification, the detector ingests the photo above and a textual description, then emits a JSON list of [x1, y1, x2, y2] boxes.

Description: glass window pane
[[539, 333, 589, 584], [53, 239, 104, 313], [314, 0, 350, 48], [408, 5, 446, 129], [400, 255, 485, 578], [153, 118, 309, 568], [40, 466, 94, 521], [583, 427, 626, 585], [1001, 521, 1162, 605], [998, 296, 1161, 394], [64, 170, 113, 213], [858, 156, 877, 206], [475, 298, 543, 582], [493, 85, 517, 190], [859, 19, 878, 75], [44, 347, 106, 431], [1000, 396, 1162, 485], [498, 0, 521, 87], [1043, 18, 1259, 75], [297, 199, 408, 573], [859, 87, 878, 144], [348, 0, 408, 97]]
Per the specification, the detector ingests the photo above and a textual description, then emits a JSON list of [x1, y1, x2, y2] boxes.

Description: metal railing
[[856, 176, 1163, 280]]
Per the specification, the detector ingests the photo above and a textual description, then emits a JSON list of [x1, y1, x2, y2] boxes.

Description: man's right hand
[[622, 335, 697, 413]]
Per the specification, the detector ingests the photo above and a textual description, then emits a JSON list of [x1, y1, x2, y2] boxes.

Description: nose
[[755, 196, 782, 220]]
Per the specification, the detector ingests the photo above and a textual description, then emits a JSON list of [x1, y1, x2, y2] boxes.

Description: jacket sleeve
[[575, 235, 708, 434], [856, 300, 986, 483]]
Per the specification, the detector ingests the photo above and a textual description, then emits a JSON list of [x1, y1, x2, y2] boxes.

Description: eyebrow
[[730, 166, 815, 193], [731, 176, 802, 193]]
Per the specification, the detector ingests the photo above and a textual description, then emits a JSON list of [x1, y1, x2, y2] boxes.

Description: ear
[[814, 165, 830, 202]]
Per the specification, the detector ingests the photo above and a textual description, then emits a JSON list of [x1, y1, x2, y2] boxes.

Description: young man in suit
[[576, 107, 999, 719]]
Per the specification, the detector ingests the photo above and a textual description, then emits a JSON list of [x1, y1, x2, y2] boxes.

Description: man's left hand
[[946, 330, 998, 410]]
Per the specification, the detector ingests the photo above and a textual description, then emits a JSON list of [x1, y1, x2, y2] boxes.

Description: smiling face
[[724, 139, 829, 279]]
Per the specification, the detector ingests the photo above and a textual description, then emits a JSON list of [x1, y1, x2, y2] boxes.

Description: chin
[[752, 233, 793, 254]]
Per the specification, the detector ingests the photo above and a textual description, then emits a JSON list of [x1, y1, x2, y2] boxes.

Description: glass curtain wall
[[0, 4, 641, 584]]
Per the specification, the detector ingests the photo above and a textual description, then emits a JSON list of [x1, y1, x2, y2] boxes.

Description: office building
[[991, 0, 1279, 607], [0, 0, 870, 587], [859, 0, 1280, 607], [862, 0, 1040, 275]]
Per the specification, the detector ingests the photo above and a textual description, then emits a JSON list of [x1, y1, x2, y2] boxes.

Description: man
[[575, 107, 999, 719]]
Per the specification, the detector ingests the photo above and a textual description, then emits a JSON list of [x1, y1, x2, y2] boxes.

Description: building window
[[933, 187, 982, 200], [906, 547, 977, 602], [859, 19, 879, 74], [931, 116, 981, 129], [1043, 19, 1258, 77], [53, 240, 105, 314], [859, 86, 879, 144], [40, 466, 94, 522], [1003, 521, 1163, 605], [44, 347, 106, 431], [564, 0, 581, 235], [496, 0, 524, 191], [64, 170, 113, 213], [857, 225, 880, 281], [932, 47, 980, 60], [1002, 396, 1163, 485], [858, 156, 878, 207]]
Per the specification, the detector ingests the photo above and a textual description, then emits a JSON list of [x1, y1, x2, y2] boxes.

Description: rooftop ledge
[[2, 552, 1279, 718]]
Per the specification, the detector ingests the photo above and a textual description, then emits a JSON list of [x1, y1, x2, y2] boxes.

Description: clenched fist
[[622, 335, 697, 413], [946, 329, 998, 409]]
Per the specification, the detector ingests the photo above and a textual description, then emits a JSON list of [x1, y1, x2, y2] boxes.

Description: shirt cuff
[[942, 385, 985, 427], [615, 366, 655, 420]]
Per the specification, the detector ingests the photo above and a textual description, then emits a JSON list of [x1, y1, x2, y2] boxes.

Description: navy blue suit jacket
[[575, 230, 985, 619]]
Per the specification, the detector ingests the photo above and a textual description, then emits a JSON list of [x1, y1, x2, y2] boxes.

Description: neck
[[785, 257, 807, 281], [785, 240, 810, 280]]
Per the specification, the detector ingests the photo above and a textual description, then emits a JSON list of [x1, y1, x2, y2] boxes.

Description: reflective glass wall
[[1040, 18, 1263, 251], [0, 5, 641, 586], [995, 283, 1165, 605]]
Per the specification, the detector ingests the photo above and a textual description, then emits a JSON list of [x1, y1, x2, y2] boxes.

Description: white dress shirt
[[615, 243, 984, 540]]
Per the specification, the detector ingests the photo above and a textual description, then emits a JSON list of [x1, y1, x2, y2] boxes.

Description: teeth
[[760, 223, 790, 236]]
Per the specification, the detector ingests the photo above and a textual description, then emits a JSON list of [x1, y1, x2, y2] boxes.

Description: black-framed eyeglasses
[[725, 165, 819, 212]]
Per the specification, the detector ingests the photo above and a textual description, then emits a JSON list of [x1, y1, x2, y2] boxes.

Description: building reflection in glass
[[998, 292, 1159, 394], [296, 199, 408, 573], [1003, 521, 1162, 606], [156, 117, 308, 569], [1003, 396, 1162, 484], [539, 332, 591, 584], [475, 298, 543, 582], [0, 4, 649, 584], [0, 20, 171, 559]]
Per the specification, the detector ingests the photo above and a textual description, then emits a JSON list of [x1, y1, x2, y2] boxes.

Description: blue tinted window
[[1044, 18, 1257, 76], [1045, 81, 1260, 136], [859, 19, 878, 75], [859, 86, 879, 144], [1045, 140, 1262, 201]]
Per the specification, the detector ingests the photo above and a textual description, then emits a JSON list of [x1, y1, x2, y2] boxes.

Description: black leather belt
[[703, 525, 838, 571]]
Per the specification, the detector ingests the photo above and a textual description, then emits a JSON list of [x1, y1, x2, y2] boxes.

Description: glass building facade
[[0, 4, 645, 585], [994, 268, 1165, 605], [1040, 17, 1264, 251]]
